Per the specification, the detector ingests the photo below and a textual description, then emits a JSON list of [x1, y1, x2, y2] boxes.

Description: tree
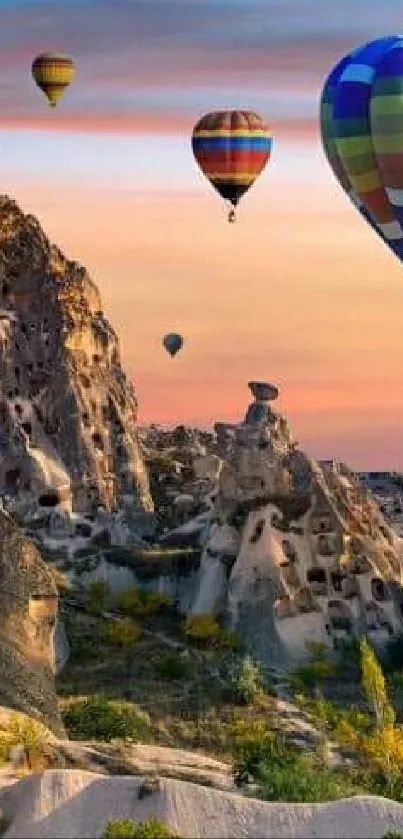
[[360, 638, 395, 729]]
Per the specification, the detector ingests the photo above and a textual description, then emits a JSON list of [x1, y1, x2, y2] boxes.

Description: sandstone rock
[[188, 383, 403, 665], [0, 508, 64, 735], [0, 195, 152, 540]]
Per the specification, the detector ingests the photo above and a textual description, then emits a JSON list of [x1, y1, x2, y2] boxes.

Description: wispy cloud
[[0, 0, 400, 132]]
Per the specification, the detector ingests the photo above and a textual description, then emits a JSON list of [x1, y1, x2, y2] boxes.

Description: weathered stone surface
[[0, 508, 64, 735], [0, 196, 152, 530], [175, 385, 403, 665]]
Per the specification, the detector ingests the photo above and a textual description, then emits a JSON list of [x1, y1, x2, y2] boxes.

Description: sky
[[1, 0, 403, 469]]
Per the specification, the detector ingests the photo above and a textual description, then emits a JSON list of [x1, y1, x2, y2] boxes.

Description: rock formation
[[188, 382, 403, 664], [141, 424, 215, 534], [0, 505, 64, 735], [0, 196, 153, 540]]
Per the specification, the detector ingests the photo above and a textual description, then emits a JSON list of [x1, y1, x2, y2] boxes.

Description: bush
[[155, 653, 190, 680], [290, 641, 338, 691], [183, 614, 221, 644], [103, 818, 180, 839], [382, 832, 403, 839], [62, 695, 150, 742], [183, 615, 241, 649], [229, 656, 263, 704], [230, 718, 353, 801], [103, 819, 136, 839], [85, 579, 111, 615], [219, 629, 242, 651], [257, 752, 354, 803], [0, 715, 51, 770], [103, 617, 141, 647], [299, 694, 372, 737], [290, 659, 336, 690], [117, 587, 173, 618]]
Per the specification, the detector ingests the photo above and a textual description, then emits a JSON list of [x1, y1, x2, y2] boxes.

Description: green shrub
[[85, 579, 111, 615], [219, 629, 242, 651], [182, 614, 241, 649], [183, 614, 221, 644], [103, 617, 141, 647], [62, 695, 150, 742], [117, 587, 173, 618], [103, 819, 136, 839], [155, 653, 190, 680], [290, 659, 336, 690], [257, 752, 354, 803], [336, 636, 362, 669], [229, 656, 263, 704], [300, 694, 372, 736], [382, 832, 403, 839], [0, 715, 51, 770], [231, 718, 355, 802], [103, 818, 180, 839]]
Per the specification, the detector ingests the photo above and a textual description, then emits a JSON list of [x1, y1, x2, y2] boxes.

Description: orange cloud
[[0, 112, 318, 138]]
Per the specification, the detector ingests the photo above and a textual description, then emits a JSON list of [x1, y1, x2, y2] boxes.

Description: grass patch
[[103, 618, 141, 647], [230, 718, 358, 801], [62, 696, 151, 742], [103, 818, 180, 838]]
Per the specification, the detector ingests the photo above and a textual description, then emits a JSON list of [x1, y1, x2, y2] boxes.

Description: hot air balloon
[[320, 35, 403, 262], [163, 333, 183, 357], [31, 52, 76, 108], [191, 110, 273, 222]]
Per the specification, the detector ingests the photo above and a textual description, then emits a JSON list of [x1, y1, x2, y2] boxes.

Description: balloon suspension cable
[[227, 206, 236, 223]]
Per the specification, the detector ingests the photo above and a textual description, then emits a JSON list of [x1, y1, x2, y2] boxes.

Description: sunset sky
[[1, 0, 403, 469]]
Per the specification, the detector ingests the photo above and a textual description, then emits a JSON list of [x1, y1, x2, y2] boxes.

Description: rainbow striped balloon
[[191, 110, 273, 221], [320, 35, 403, 262]]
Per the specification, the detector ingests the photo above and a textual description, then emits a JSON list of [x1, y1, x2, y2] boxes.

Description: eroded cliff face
[[187, 384, 403, 665], [0, 505, 64, 735], [0, 196, 152, 532]]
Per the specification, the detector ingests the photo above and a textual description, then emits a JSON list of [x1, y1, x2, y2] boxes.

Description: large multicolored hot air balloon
[[31, 52, 76, 108], [163, 333, 183, 358], [320, 35, 403, 262], [191, 110, 273, 222]]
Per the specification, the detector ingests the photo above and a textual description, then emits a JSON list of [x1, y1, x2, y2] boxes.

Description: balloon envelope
[[320, 35, 403, 262], [32, 52, 76, 107], [163, 333, 183, 357], [191, 110, 273, 208]]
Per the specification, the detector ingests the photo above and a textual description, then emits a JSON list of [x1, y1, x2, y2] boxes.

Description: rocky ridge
[[139, 383, 403, 666], [0, 195, 153, 546]]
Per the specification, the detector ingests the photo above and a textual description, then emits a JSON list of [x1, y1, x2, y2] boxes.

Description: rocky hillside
[[0, 195, 153, 541], [138, 383, 403, 666], [0, 506, 64, 736]]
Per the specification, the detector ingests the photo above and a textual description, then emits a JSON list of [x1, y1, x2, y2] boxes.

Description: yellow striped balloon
[[31, 52, 76, 108]]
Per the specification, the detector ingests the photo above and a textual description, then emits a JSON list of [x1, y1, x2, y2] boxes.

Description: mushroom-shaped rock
[[244, 402, 273, 426], [248, 381, 279, 402]]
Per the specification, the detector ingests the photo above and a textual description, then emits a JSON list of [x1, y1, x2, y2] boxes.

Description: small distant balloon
[[163, 333, 183, 357], [31, 52, 76, 108], [320, 35, 403, 263], [191, 109, 273, 222]]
